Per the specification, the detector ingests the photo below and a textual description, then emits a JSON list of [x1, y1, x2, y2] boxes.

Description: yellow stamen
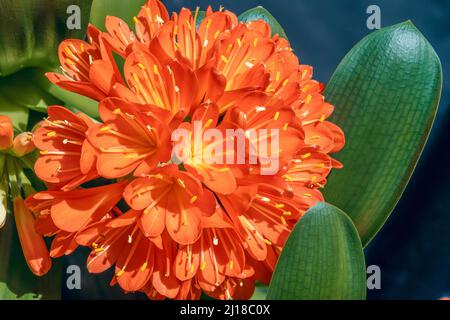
[[301, 152, 311, 159], [116, 269, 125, 277], [305, 94, 312, 104], [177, 178, 186, 188]]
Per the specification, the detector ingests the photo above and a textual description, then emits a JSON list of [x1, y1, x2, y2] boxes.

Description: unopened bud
[[13, 132, 35, 157], [0, 116, 13, 151]]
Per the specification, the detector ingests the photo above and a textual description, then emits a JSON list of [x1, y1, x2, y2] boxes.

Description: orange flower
[[87, 98, 173, 178], [0, 115, 13, 150], [29, 0, 346, 300], [33, 106, 98, 191], [14, 197, 52, 276]]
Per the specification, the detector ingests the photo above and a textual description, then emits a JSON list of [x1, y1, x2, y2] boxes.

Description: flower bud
[[0, 116, 13, 151], [13, 197, 52, 276], [12, 132, 35, 157]]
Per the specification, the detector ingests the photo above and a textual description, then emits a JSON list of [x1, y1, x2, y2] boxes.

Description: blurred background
[[63, 0, 450, 300]]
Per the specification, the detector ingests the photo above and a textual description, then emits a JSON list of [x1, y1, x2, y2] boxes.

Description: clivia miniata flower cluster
[[22, 0, 344, 299]]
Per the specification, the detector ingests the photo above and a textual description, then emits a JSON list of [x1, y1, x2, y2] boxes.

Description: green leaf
[[267, 202, 366, 300], [0, 69, 62, 113], [250, 284, 268, 300], [238, 6, 287, 38], [0, 96, 29, 132], [323, 21, 442, 246], [89, 0, 147, 30], [0, 0, 93, 76]]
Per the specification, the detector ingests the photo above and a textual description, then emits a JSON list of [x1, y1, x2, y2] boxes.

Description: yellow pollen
[[190, 265, 195, 273], [305, 94, 312, 104], [302, 69, 308, 80], [138, 63, 146, 70], [283, 211, 292, 216], [116, 269, 125, 277], [200, 261, 206, 270], [66, 58, 75, 65], [204, 118, 213, 128], [174, 25, 178, 36], [320, 114, 326, 122], [282, 78, 289, 86], [253, 37, 258, 46], [280, 216, 288, 225], [125, 153, 139, 159], [140, 262, 148, 271], [80, 43, 85, 52], [133, 73, 140, 82], [133, 16, 139, 24], [190, 195, 198, 204], [311, 176, 317, 183], [263, 239, 272, 245], [177, 178, 186, 188], [283, 123, 289, 131], [206, 19, 212, 29], [40, 150, 49, 155], [220, 55, 229, 64], [153, 64, 159, 75], [46, 131, 56, 137], [100, 126, 111, 132], [94, 247, 104, 253], [274, 203, 284, 208], [274, 112, 280, 121], [275, 71, 281, 81], [229, 260, 234, 270], [113, 108, 121, 114], [92, 242, 98, 249], [214, 30, 220, 39], [301, 152, 311, 159], [236, 38, 242, 47]]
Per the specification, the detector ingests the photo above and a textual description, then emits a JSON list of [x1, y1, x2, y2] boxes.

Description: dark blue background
[[64, 0, 450, 300]]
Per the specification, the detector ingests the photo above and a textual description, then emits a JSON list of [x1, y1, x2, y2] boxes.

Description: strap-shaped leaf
[[323, 21, 442, 246], [89, 0, 147, 29], [267, 202, 366, 300], [0, 0, 92, 76], [238, 6, 287, 38], [0, 69, 61, 113]]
